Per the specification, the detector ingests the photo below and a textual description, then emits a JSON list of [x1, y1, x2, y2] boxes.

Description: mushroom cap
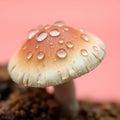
[[8, 21, 106, 87]]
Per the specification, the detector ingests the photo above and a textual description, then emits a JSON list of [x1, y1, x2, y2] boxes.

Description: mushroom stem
[[54, 81, 79, 115]]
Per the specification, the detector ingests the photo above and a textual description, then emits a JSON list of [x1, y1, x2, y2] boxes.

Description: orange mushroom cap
[[8, 21, 105, 87]]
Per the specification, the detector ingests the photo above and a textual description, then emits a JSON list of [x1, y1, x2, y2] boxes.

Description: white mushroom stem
[[54, 81, 79, 115]]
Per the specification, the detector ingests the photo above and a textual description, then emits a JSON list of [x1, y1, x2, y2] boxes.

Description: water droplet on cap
[[45, 25, 51, 30], [23, 46, 27, 50], [54, 21, 64, 27], [66, 42, 73, 48], [37, 32, 48, 42], [50, 45, 54, 49], [81, 34, 89, 41], [81, 49, 88, 56], [79, 29, 84, 32], [57, 49, 67, 58], [36, 45, 39, 49], [28, 29, 38, 39], [37, 52, 45, 60], [58, 39, 64, 44], [49, 42, 54, 48], [93, 46, 98, 51], [50, 42, 53, 45], [53, 58, 57, 62], [49, 29, 60, 37], [64, 27, 69, 31], [26, 52, 33, 59]]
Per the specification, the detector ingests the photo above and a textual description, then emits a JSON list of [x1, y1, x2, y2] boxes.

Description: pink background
[[0, 0, 120, 101]]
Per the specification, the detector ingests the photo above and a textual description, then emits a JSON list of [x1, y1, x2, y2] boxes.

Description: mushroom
[[8, 21, 106, 115]]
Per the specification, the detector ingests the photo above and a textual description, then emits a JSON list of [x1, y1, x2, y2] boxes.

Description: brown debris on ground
[[0, 64, 120, 120]]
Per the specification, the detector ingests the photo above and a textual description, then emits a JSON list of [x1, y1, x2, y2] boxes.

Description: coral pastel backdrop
[[0, 0, 120, 101]]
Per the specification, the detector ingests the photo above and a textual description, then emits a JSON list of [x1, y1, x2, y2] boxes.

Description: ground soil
[[0, 64, 120, 120]]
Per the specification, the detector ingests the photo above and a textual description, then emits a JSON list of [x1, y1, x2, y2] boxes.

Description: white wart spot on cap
[[26, 52, 33, 59], [57, 49, 67, 58], [54, 21, 64, 27], [66, 42, 73, 49], [49, 30, 60, 37], [28, 29, 38, 39], [37, 32, 48, 42], [81, 49, 88, 56], [37, 52, 45, 60], [81, 34, 89, 42]]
